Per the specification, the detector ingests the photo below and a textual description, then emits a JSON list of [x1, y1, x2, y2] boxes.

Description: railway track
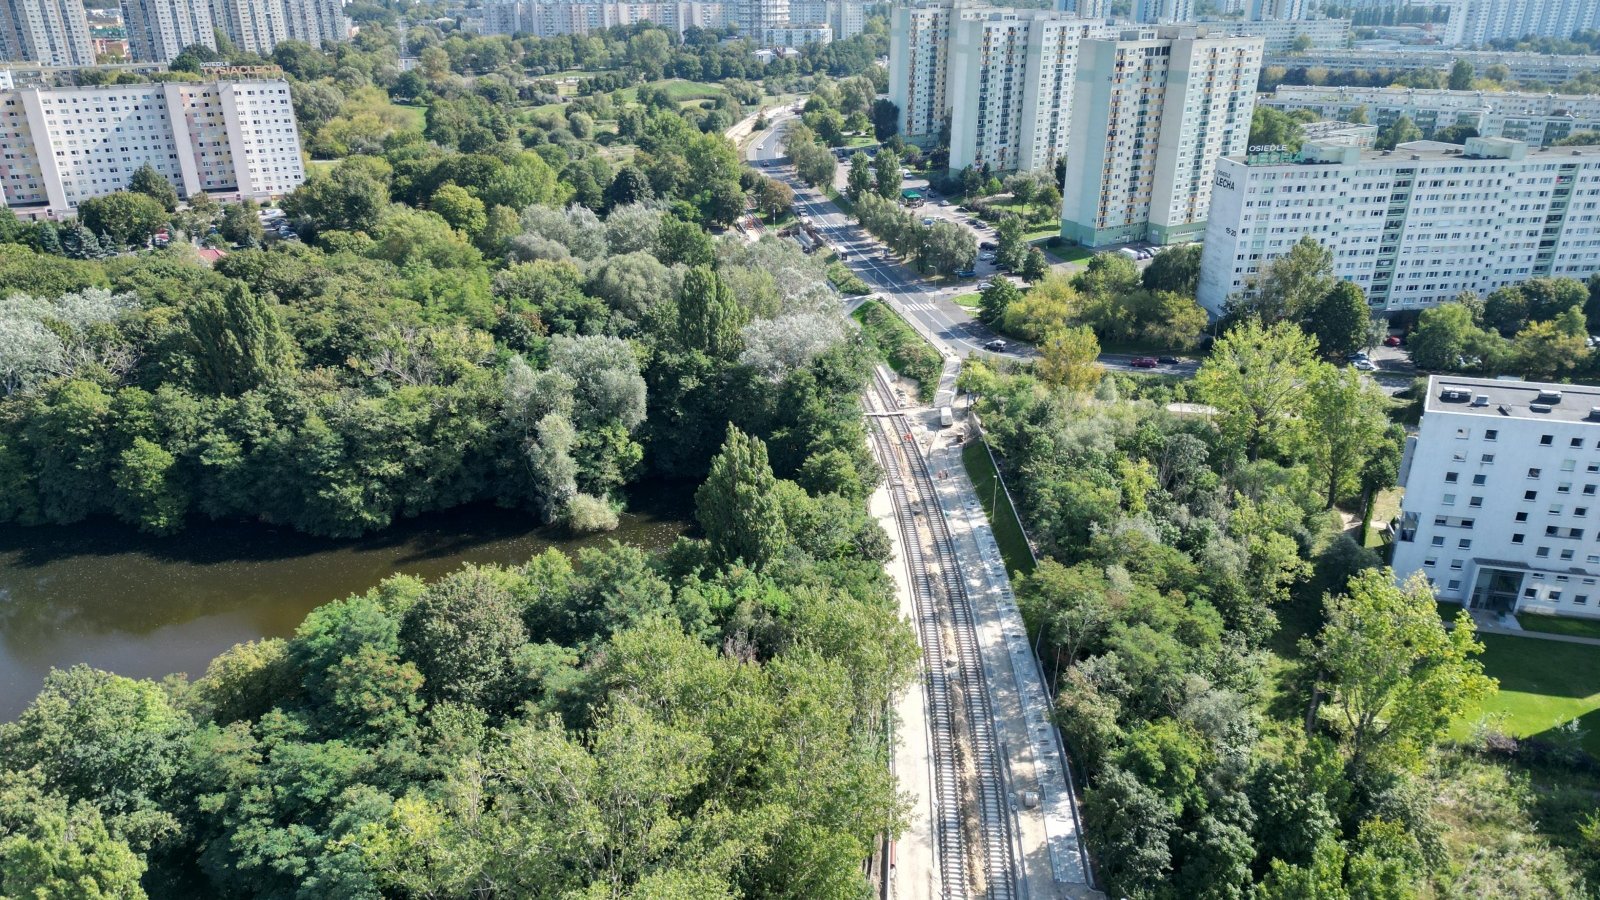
[[865, 367, 1015, 900]]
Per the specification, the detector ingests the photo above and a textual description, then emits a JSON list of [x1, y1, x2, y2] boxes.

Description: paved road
[[747, 118, 1202, 378]]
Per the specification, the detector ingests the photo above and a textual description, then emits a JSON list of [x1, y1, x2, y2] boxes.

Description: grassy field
[[962, 440, 1037, 578], [616, 79, 726, 104], [389, 101, 427, 131], [1453, 632, 1600, 757], [1516, 612, 1600, 641], [953, 292, 980, 311], [1039, 241, 1091, 264]]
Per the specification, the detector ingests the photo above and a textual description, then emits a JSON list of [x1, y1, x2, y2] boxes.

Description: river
[[0, 491, 692, 720]]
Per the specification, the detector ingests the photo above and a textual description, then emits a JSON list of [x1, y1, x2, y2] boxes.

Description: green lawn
[[389, 101, 427, 131], [962, 440, 1036, 579], [953, 292, 981, 311], [616, 79, 726, 105], [1516, 612, 1600, 641], [1453, 633, 1600, 757], [1038, 241, 1091, 264]]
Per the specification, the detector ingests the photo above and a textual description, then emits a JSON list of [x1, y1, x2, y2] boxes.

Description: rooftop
[[1424, 375, 1600, 425]]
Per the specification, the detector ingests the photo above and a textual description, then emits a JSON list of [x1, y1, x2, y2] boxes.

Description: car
[[1157, 355, 1180, 365], [955, 268, 977, 278], [1353, 359, 1379, 372], [1131, 357, 1159, 368], [966, 218, 983, 227], [940, 200, 950, 206], [1346, 351, 1369, 362], [954, 206, 968, 212], [1137, 249, 1153, 260], [978, 280, 994, 289], [922, 216, 936, 225], [1384, 335, 1402, 347], [978, 252, 996, 262], [979, 241, 998, 251], [984, 339, 1007, 352]]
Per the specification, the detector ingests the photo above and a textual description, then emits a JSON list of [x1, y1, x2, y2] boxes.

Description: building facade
[[1263, 85, 1600, 148], [479, 0, 729, 37], [762, 21, 828, 45], [1449, 0, 1600, 48], [204, 0, 347, 55], [1201, 16, 1349, 52], [1197, 137, 1600, 316], [0, 78, 304, 218], [1061, 27, 1262, 247], [121, 0, 214, 63], [945, 9, 1105, 172], [1133, 0, 1194, 24], [887, 0, 953, 146], [0, 0, 94, 67], [1392, 375, 1600, 621], [1264, 48, 1600, 87]]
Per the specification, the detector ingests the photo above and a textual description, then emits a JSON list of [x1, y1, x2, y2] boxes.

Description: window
[[1457, 428, 1469, 439], [1565, 460, 1578, 472], [1482, 454, 1495, 463], [1578, 595, 1590, 605], [1513, 533, 1525, 544], [1548, 526, 1560, 536], [1552, 504, 1565, 515], [1586, 484, 1597, 495], [1443, 493, 1457, 506], [1446, 472, 1459, 483], [1474, 474, 1487, 485], [1561, 483, 1574, 493], [1450, 559, 1464, 569], [1469, 496, 1483, 508], [1424, 557, 1437, 567], [1432, 535, 1445, 546], [1529, 468, 1543, 478], [1485, 429, 1498, 441], [1573, 437, 1584, 448], [1434, 515, 1448, 526], [1461, 519, 1475, 529], [1562, 549, 1576, 561], [1458, 538, 1472, 549], [1537, 547, 1551, 558], [1579, 508, 1590, 517], [1525, 490, 1538, 501], [1525, 587, 1538, 598], [1542, 434, 1554, 445], [1516, 511, 1529, 522]]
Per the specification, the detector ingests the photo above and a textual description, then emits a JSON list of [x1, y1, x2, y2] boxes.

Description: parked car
[[955, 268, 977, 278], [1131, 357, 1159, 368], [1157, 355, 1180, 365], [978, 280, 993, 289], [922, 216, 936, 225], [1347, 351, 1369, 362], [978, 252, 996, 262], [1384, 335, 1402, 347], [984, 339, 1007, 352], [979, 241, 997, 251], [1353, 359, 1379, 372]]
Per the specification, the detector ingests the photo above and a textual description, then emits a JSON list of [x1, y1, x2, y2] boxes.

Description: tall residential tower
[[0, 0, 94, 66]]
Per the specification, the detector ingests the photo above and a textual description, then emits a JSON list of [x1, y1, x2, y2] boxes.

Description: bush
[[852, 299, 941, 400], [564, 493, 620, 533]]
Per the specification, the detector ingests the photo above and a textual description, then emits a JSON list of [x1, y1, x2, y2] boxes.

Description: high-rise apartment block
[[1060, 27, 1261, 247], [1201, 16, 1348, 52], [0, 78, 305, 219], [1197, 137, 1600, 316], [889, 0, 1108, 172], [734, 0, 787, 36], [1447, 0, 1600, 48], [1391, 375, 1600, 621], [1263, 85, 1600, 149], [791, 0, 863, 39], [1247, 0, 1303, 21], [1133, 0, 1194, 23], [122, 0, 214, 63], [478, 0, 730, 38], [1262, 48, 1600, 87], [0, 0, 94, 67]]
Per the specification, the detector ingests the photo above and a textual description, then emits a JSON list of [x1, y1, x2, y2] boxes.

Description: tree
[[181, 284, 296, 395], [1448, 58, 1475, 90], [1309, 281, 1371, 358], [1250, 106, 1308, 152], [696, 424, 789, 569], [1083, 766, 1176, 897], [398, 566, 532, 711], [753, 177, 793, 220], [1511, 317, 1590, 380], [128, 162, 179, 212], [1036, 325, 1102, 393], [1142, 291, 1208, 349], [1304, 364, 1391, 508], [281, 160, 390, 235], [1021, 247, 1050, 283], [920, 221, 976, 276], [995, 216, 1027, 271], [75, 192, 166, 248], [1376, 115, 1423, 150], [1141, 244, 1203, 296], [430, 184, 487, 237], [1031, 183, 1061, 225], [1307, 569, 1495, 773], [869, 98, 899, 140], [873, 149, 901, 200], [978, 278, 1022, 324], [0, 771, 148, 900], [676, 265, 745, 358], [219, 201, 265, 247], [1409, 301, 1493, 370], [605, 165, 654, 210], [1234, 236, 1335, 324], [846, 152, 873, 201], [1195, 320, 1319, 461]]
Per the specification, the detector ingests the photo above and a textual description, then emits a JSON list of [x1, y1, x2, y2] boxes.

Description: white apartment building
[[1060, 27, 1261, 247], [1133, 0, 1194, 24], [1264, 85, 1600, 149], [945, 9, 1106, 172], [1300, 118, 1377, 147], [1247, 0, 1304, 21], [1448, 0, 1600, 48], [205, 0, 347, 55], [763, 22, 828, 45], [888, 0, 953, 145], [1201, 16, 1349, 52], [282, 0, 348, 47], [0, 0, 94, 67], [734, 0, 786, 36], [791, 0, 863, 39], [1197, 137, 1600, 316], [0, 79, 304, 219], [1058, 0, 1105, 16], [480, 0, 729, 37], [1392, 376, 1600, 621], [1263, 48, 1600, 87], [122, 0, 214, 63]]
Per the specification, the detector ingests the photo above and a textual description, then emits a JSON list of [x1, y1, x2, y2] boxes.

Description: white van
[[939, 407, 954, 427]]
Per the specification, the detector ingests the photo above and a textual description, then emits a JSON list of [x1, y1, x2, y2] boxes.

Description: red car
[[1384, 335, 1403, 347], [1131, 357, 1159, 368]]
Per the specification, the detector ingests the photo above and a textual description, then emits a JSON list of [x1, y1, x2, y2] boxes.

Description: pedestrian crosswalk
[[901, 302, 939, 312]]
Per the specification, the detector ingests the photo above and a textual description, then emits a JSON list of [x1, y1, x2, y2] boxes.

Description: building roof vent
[[1537, 389, 1563, 404], [1440, 388, 1471, 402], [1589, 407, 1600, 420], [1471, 394, 1489, 406]]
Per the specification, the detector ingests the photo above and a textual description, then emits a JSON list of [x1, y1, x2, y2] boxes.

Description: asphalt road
[[746, 117, 1203, 378]]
